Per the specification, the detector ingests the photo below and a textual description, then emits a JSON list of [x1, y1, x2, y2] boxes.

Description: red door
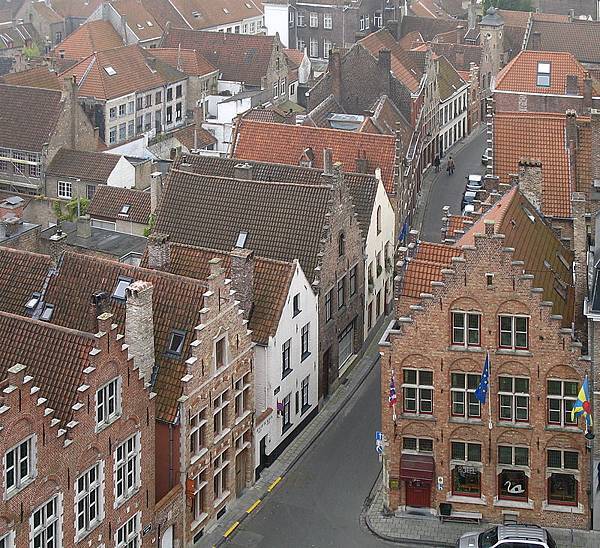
[[405, 479, 431, 508]]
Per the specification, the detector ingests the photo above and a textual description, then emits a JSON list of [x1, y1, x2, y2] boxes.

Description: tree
[[483, 0, 532, 12]]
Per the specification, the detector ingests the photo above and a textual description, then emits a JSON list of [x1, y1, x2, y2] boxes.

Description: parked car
[[462, 190, 478, 212], [466, 174, 483, 191], [457, 524, 556, 548], [482, 148, 491, 164]]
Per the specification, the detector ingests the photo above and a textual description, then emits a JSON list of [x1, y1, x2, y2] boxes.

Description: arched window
[[376, 205, 382, 234]]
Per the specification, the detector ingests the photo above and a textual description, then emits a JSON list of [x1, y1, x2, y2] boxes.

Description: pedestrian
[[434, 155, 440, 173], [448, 156, 455, 175]]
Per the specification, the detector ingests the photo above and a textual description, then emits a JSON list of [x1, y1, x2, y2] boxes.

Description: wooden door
[[235, 449, 247, 496], [405, 480, 431, 508]]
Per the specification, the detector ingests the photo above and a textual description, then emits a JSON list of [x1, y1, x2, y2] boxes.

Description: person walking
[[447, 156, 455, 175], [434, 155, 440, 173]]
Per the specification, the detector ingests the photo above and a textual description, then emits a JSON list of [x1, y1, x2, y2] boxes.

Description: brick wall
[[494, 92, 597, 114]]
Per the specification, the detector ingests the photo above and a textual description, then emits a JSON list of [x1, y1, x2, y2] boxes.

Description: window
[[338, 232, 345, 256], [498, 445, 529, 500], [334, 278, 345, 311], [136, 116, 143, 133], [293, 293, 301, 316], [451, 442, 482, 496], [451, 373, 481, 418], [451, 311, 480, 347], [499, 445, 529, 466], [547, 380, 578, 427], [325, 289, 333, 322], [176, 102, 182, 121], [118, 104, 126, 117], [297, 38, 306, 53], [176, 84, 182, 98], [57, 180, 72, 199], [301, 323, 310, 360], [282, 394, 291, 433], [215, 337, 226, 370], [498, 376, 529, 422], [4, 436, 34, 494], [547, 449, 578, 505], [113, 276, 132, 300], [144, 113, 152, 131], [127, 101, 134, 114], [213, 390, 229, 437], [128, 120, 134, 137], [109, 107, 117, 120], [301, 376, 310, 412], [499, 315, 528, 349], [155, 91, 162, 104], [116, 513, 140, 548], [28, 154, 40, 177], [0, 532, 12, 548], [31, 495, 60, 548], [374, 11, 382, 28], [280, 78, 286, 97], [167, 87, 173, 101], [234, 373, 250, 418], [376, 252, 382, 277], [213, 449, 229, 501], [109, 126, 117, 144], [190, 408, 207, 459], [136, 96, 143, 110], [323, 39, 332, 59], [282, 339, 292, 377], [537, 62, 551, 87], [349, 265, 357, 296], [167, 330, 185, 356], [309, 12, 318, 27], [402, 369, 433, 414], [360, 15, 365, 31], [376, 205, 382, 234], [119, 123, 127, 141], [273, 81, 278, 98], [96, 378, 121, 428], [166, 106, 172, 124], [324, 13, 332, 29], [309, 37, 318, 58], [75, 463, 103, 536], [192, 470, 208, 522], [40, 304, 54, 321], [402, 437, 433, 453], [297, 12, 305, 27], [338, 322, 354, 366]]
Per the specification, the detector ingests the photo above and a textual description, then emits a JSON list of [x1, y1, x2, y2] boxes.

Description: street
[[221, 130, 488, 548]]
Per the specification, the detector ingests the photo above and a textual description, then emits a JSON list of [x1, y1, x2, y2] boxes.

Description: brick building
[[380, 187, 591, 529], [0, 306, 156, 547]]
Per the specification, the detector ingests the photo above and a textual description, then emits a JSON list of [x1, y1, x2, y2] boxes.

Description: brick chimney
[[147, 232, 170, 270], [76, 215, 91, 238], [378, 48, 391, 74], [61, 75, 79, 150], [355, 150, 368, 173], [0, 196, 24, 221], [385, 19, 399, 40], [455, 46, 465, 69], [323, 148, 333, 176], [468, 0, 477, 30], [150, 172, 162, 214], [518, 158, 543, 211], [566, 75, 579, 95], [125, 280, 155, 384], [566, 109, 578, 148], [328, 49, 342, 103], [230, 247, 254, 320], [592, 109, 600, 184], [584, 74, 593, 109]]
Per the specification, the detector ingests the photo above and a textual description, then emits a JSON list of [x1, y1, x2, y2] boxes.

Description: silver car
[[457, 524, 557, 548]]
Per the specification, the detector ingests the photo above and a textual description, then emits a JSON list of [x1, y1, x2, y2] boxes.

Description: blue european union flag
[[475, 352, 490, 404]]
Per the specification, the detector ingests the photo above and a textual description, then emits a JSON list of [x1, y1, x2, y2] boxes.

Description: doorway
[[405, 479, 431, 508], [160, 525, 173, 548], [256, 436, 267, 479], [235, 449, 247, 496], [321, 347, 331, 399]]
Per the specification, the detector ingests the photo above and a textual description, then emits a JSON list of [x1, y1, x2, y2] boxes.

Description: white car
[[457, 524, 556, 548], [466, 174, 483, 191]]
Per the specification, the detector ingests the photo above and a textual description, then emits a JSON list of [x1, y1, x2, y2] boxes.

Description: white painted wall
[[364, 170, 396, 341], [439, 86, 469, 154], [297, 52, 311, 84], [204, 94, 253, 154], [253, 260, 319, 469], [264, 3, 290, 47], [106, 156, 136, 188]]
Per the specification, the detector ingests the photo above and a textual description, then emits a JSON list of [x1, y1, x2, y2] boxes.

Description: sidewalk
[[365, 478, 600, 548], [203, 317, 390, 547]]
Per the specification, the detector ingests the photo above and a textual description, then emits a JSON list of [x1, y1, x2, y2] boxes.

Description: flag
[[389, 370, 397, 421], [399, 220, 408, 243], [571, 375, 593, 430], [475, 352, 490, 404]]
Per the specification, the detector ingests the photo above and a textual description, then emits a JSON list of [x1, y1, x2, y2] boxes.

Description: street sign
[[375, 431, 383, 441], [376, 443, 384, 454]]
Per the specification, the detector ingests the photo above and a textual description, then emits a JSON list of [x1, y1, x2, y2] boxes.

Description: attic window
[[120, 204, 131, 215], [245, 2, 252, 7], [25, 292, 41, 310], [40, 304, 54, 321], [113, 276, 133, 300], [104, 66, 117, 76], [136, 24, 144, 29], [536, 62, 550, 87], [167, 330, 186, 356], [192, 10, 200, 17], [522, 206, 535, 223], [223, 7, 230, 14], [235, 230, 248, 248], [147, 21, 153, 26]]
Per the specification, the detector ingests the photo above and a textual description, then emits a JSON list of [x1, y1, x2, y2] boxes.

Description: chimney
[[147, 232, 170, 270], [0, 196, 24, 221], [468, 0, 477, 30], [329, 49, 342, 103], [3, 216, 22, 237], [592, 109, 600, 184], [146, 56, 156, 71], [76, 215, 91, 238], [378, 48, 391, 75], [518, 158, 543, 211], [91, 291, 110, 322], [125, 280, 155, 385], [385, 19, 399, 40], [323, 148, 333, 176], [62, 75, 79, 149], [456, 25, 464, 45], [455, 46, 465, 69], [584, 75, 592, 109], [150, 172, 162, 213], [234, 162, 253, 180], [355, 150, 368, 173], [530, 32, 541, 51], [565, 75, 579, 95], [565, 109, 578, 149], [569, 9, 575, 21], [230, 247, 254, 320]]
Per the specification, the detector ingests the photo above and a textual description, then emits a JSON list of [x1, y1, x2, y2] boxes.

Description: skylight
[[536, 62, 550, 87], [223, 7, 230, 14], [25, 292, 41, 310], [120, 204, 131, 215], [147, 21, 153, 26], [113, 276, 132, 300], [167, 330, 186, 356], [40, 304, 54, 321], [104, 66, 117, 76], [235, 230, 248, 248]]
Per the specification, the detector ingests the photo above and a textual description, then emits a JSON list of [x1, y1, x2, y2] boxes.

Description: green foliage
[[483, 0, 532, 12], [143, 213, 156, 237], [54, 198, 90, 222], [22, 43, 41, 60]]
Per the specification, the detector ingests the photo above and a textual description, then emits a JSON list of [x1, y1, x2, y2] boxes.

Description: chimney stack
[[518, 158, 543, 211], [328, 49, 343, 103], [385, 19, 399, 40], [584, 74, 592, 109], [378, 48, 391, 75], [355, 150, 368, 173], [591, 109, 600, 184], [62, 75, 79, 149], [150, 172, 162, 213], [76, 215, 91, 238], [234, 162, 254, 180], [147, 232, 170, 270], [565, 75, 579, 96], [230, 247, 254, 320], [323, 148, 333, 176], [125, 280, 155, 385]]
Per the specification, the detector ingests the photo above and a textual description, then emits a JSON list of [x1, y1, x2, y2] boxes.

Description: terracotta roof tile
[[51, 0, 102, 18], [168, 0, 262, 30], [148, 47, 217, 76], [232, 119, 397, 193], [105, 0, 163, 41], [416, 242, 461, 263], [52, 21, 124, 60], [1, 65, 62, 90], [87, 186, 151, 225], [46, 148, 122, 182], [172, 123, 217, 149], [401, 258, 445, 298], [284, 48, 304, 69], [492, 112, 570, 217]]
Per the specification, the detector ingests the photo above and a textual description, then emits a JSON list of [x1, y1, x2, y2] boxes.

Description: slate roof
[[367, 95, 413, 145], [303, 94, 345, 128], [87, 186, 151, 225], [154, 168, 331, 278], [51, 0, 102, 18], [161, 28, 277, 86], [525, 19, 600, 65], [0, 311, 95, 425], [105, 0, 162, 42], [496, 8, 567, 27], [437, 55, 466, 101], [492, 112, 570, 217], [168, 0, 263, 30], [495, 50, 594, 95], [33, 1, 63, 24], [142, 0, 190, 30], [400, 14, 463, 41], [0, 84, 62, 152], [1, 65, 61, 90], [52, 20, 124, 60], [147, 47, 217, 76], [231, 119, 397, 193], [429, 42, 483, 72], [46, 148, 122, 182], [146, 243, 295, 345]]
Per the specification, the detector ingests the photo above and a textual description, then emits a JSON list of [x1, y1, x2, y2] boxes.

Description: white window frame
[[192, 470, 208, 523], [234, 373, 250, 419], [402, 436, 434, 454], [190, 408, 207, 460], [213, 449, 230, 503], [4, 435, 35, 497], [451, 311, 481, 347], [547, 379, 578, 427], [309, 37, 318, 58], [0, 531, 14, 548], [499, 315, 529, 350], [450, 372, 481, 418], [114, 432, 141, 506], [57, 180, 72, 199], [323, 39, 332, 59], [301, 323, 310, 359], [96, 377, 121, 430], [213, 390, 230, 438], [30, 493, 62, 548], [323, 13, 332, 29], [301, 375, 310, 412], [74, 462, 104, 540], [537, 62, 551, 87], [115, 512, 140, 548], [309, 12, 318, 28], [402, 369, 433, 415]]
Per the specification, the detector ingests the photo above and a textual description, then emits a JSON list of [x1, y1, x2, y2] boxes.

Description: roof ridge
[[0, 246, 51, 262], [0, 309, 96, 340], [170, 242, 295, 268]]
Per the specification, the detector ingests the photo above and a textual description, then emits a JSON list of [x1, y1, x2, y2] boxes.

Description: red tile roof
[[495, 50, 591, 96], [1, 65, 61, 90], [168, 0, 262, 30], [147, 47, 217, 76], [492, 112, 571, 217], [87, 186, 151, 225], [51, 0, 102, 18], [172, 123, 217, 149], [401, 259, 445, 298], [52, 20, 124, 60], [105, 0, 163, 41], [232, 119, 397, 193]]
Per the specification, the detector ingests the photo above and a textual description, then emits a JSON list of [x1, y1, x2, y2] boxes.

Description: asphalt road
[[421, 130, 488, 242]]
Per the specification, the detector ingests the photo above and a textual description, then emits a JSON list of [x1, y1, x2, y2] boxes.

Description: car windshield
[[479, 528, 498, 548]]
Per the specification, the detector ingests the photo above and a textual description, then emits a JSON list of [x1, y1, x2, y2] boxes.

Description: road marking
[[223, 521, 240, 538], [267, 476, 282, 491], [246, 499, 261, 513]]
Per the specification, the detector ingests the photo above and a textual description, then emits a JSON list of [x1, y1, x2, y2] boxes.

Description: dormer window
[[113, 276, 133, 300], [25, 292, 41, 310], [40, 304, 54, 321], [536, 62, 550, 87], [167, 330, 185, 356], [120, 204, 131, 215]]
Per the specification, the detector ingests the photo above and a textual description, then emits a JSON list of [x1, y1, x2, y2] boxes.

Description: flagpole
[[487, 350, 493, 430]]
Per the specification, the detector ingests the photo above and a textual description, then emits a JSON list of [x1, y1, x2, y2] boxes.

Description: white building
[[263, 0, 291, 47], [437, 59, 469, 155]]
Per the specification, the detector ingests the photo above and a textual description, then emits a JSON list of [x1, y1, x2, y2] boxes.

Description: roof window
[[167, 330, 186, 356], [120, 204, 131, 215], [40, 304, 54, 321], [147, 21, 153, 26], [113, 276, 133, 300], [223, 7, 230, 14], [536, 62, 550, 87], [522, 206, 536, 223], [104, 66, 117, 76], [235, 230, 248, 248], [25, 292, 41, 310]]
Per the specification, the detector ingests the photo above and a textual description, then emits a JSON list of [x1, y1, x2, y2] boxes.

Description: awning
[[399, 454, 435, 482]]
